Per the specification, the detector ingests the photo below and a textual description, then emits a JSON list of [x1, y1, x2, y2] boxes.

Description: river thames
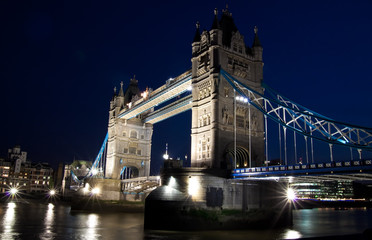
[[1, 200, 371, 240]]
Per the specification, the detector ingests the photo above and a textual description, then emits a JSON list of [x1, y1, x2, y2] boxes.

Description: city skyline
[[1, 1, 372, 174]]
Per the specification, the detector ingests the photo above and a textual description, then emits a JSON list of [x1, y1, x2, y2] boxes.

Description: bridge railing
[[121, 176, 161, 193], [232, 159, 372, 180]]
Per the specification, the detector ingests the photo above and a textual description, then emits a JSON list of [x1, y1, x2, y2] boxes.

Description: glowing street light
[[49, 189, 56, 196], [9, 188, 18, 196], [163, 143, 169, 160], [287, 188, 296, 201]]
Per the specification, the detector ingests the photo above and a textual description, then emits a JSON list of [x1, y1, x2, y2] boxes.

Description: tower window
[[129, 147, 136, 155], [123, 132, 126, 137], [141, 135, 144, 140], [233, 43, 237, 52], [124, 148, 128, 154], [130, 131, 138, 139], [137, 150, 142, 155], [237, 115, 244, 128]]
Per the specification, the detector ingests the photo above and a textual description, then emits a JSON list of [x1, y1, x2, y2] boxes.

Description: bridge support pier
[[85, 178, 122, 200], [144, 168, 292, 230]]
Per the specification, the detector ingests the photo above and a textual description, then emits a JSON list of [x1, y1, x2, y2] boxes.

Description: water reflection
[[40, 203, 55, 240], [0, 202, 371, 240], [84, 214, 101, 239], [1, 202, 20, 240]]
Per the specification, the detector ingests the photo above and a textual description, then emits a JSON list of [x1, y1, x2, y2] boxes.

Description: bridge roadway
[[118, 70, 192, 123], [232, 159, 372, 182]]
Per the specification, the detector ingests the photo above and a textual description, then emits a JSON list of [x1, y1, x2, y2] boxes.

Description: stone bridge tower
[[105, 77, 153, 179], [191, 7, 265, 169]]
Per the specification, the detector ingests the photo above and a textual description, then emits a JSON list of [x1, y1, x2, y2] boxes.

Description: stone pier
[[144, 168, 292, 230]]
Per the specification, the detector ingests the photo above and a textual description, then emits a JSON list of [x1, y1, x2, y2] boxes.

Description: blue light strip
[[89, 131, 109, 174]]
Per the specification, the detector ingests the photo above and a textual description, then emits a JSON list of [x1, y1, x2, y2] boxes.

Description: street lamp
[[163, 143, 169, 160]]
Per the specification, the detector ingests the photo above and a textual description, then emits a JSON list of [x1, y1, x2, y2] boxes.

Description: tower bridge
[[81, 7, 372, 209]]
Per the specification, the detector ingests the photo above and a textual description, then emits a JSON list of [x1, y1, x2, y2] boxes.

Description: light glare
[[91, 187, 100, 195], [287, 188, 296, 201], [9, 188, 18, 195], [91, 168, 98, 175], [188, 177, 199, 196]]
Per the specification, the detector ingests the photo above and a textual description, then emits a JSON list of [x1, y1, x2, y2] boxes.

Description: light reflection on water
[[84, 214, 100, 239], [0, 201, 371, 240], [40, 203, 55, 240], [2, 202, 19, 240]]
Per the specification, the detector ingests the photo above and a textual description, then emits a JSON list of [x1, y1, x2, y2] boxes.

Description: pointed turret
[[111, 87, 117, 101], [211, 8, 219, 30], [192, 22, 201, 56], [118, 81, 124, 97], [192, 21, 201, 43], [252, 26, 262, 47], [252, 26, 263, 61], [210, 8, 221, 46]]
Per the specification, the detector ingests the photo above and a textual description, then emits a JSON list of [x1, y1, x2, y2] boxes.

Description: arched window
[[130, 130, 138, 139]]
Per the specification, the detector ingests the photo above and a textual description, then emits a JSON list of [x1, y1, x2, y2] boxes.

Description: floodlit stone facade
[[190, 8, 265, 169], [105, 78, 153, 179]]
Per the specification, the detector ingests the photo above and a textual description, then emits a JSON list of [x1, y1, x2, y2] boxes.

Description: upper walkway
[[118, 70, 192, 123]]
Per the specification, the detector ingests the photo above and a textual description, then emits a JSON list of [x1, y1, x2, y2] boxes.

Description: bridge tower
[[191, 7, 265, 169], [105, 77, 153, 179]]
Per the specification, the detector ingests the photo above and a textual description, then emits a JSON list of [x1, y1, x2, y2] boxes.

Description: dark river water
[[0, 200, 371, 240]]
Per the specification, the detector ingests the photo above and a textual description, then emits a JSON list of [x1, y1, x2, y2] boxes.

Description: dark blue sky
[[1, 1, 371, 174]]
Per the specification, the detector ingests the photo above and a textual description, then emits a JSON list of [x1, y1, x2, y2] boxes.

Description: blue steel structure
[[220, 68, 372, 152], [71, 132, 108, 184]]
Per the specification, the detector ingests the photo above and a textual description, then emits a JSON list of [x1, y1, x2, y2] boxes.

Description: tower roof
[[124, 75, 140, 105], [219, 6, 238, 47]]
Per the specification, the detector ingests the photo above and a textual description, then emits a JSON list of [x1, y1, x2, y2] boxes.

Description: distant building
[[6, 145, 31, 192], [0, 158, 11, 193], [0, 145, 54, 194], [28, 162, 54, 193], [291, 180, 354, 199]]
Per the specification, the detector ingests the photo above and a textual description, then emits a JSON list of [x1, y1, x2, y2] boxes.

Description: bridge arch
[[224, 143, 250, 169], [120, 166, 139, 180]]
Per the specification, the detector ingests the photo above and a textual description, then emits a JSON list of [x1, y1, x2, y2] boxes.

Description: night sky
[[1, 1, 371, 174]]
